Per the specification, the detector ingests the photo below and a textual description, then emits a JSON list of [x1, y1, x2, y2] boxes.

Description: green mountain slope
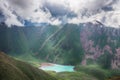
[[0, 52, 57, 80], [0, 23, 120, 69]]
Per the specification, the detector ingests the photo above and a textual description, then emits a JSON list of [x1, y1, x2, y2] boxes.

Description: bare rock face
[[111, 48, 120, 69], [80, 22, 120, 69]]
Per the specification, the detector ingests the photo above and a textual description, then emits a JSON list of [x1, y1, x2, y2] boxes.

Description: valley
[[0, 0, 120, 80], [0, 22, 120, 80]]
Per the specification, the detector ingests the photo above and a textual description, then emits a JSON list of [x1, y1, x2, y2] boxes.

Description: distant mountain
[[0, 52, 57, 80], [0, 22, 120, 69], [0, 13, 5, 23]]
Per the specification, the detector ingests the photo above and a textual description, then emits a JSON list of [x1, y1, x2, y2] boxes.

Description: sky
[[0, 0, 120, 28]]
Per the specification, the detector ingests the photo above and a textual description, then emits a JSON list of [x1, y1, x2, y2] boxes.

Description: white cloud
[[0, 0, 120, 28], [0, 0, 23, 27], [50, 18, 62, 25]]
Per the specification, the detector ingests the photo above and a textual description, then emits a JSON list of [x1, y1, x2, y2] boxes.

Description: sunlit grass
[[46, 71, 98, 80], [13, 53, 43, 67], [0, 52, 57, 80], [75, 65, 110, 80]]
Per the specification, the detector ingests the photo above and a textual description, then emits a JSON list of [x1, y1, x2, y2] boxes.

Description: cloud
[[0, 0, 120, 28], [42, 0, 70, 17], [0, 0, 23, 26]]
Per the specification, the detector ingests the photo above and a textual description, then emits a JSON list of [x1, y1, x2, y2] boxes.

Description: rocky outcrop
[[80, 23, 120, 69]]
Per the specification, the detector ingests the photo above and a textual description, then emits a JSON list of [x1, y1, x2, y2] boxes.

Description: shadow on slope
[[0, 52, 57, 80]]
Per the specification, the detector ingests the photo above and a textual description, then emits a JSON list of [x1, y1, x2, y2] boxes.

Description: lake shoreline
[[40, 63, 55, 67], [39, 63, 75, 72]]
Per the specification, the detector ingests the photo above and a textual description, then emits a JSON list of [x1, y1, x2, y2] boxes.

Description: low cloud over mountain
[[0, 0, 120, 27]]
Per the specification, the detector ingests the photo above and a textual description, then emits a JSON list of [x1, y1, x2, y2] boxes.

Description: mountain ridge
[[0, 22, 120, 69]]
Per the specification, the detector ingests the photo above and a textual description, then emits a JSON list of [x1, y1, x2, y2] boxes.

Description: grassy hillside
[[47, 71, 98, 80], [0, 52, 57, 80], [75, 65, 120, 80]]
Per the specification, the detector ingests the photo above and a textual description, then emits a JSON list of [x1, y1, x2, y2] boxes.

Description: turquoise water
[[40, 64, 74, 72]]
